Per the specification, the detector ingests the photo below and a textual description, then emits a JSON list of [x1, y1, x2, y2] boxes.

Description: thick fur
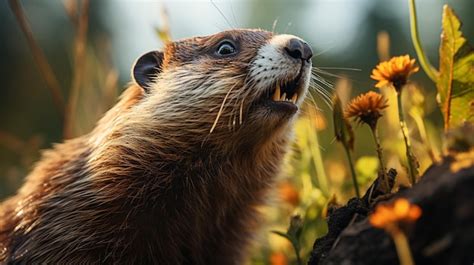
[[0, 29, 311, 264]]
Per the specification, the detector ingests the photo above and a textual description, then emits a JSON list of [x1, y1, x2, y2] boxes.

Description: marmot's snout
[[248, 34, 313, 119], [284, 38, 313, 62]]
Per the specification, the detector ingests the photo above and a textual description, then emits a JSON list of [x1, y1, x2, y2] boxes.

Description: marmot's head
[[130, 29, 313, 150]]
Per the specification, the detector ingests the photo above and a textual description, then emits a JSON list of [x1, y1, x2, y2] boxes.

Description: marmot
[[0, 29, 313, 264]]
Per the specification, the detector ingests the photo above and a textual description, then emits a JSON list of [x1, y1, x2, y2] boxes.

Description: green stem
[[342, 143, 360, 198], [397, 92, 418, 185], [409, 0, 438, 82], [409, 109, 438, 163], [369, 124, 389, 192], [308, 123, 330, 196], [292, 241, 302, 265]]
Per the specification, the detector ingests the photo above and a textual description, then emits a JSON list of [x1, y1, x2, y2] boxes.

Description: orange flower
[[345, 91, 388, 128], [270, 252, 288, 265], [371, 55, 419, 91], [278, 181, 300, 206], [370, 198, 422, 230], [450, 148, 474, 173]]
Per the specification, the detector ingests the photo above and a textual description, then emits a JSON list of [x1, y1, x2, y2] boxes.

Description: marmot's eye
[[216, 41, 236, 56]]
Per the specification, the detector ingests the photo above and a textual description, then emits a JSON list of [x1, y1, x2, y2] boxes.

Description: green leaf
[[437, 5, 474, 131], [270, 230, 292, 241], [332, 95, 354, 150], [270, 215, 304, 265]]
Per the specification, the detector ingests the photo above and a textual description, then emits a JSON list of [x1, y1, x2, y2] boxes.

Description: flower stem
[[342, 143, 360, 198], [391, 230, 415, 265], [409, 109, 439, 163], [369, 124, 389, 192], [64, 0, 90, 139], [397, 92, 418, 185], [408, 0, 438, 82], [308, 122, 330, 196], [292, 241, 302, 265]]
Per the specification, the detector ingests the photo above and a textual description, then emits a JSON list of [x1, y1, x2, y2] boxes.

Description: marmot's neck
[[86, 85, 292, 195], [80, 111, 289, 263], [87, 118, 289, 204]]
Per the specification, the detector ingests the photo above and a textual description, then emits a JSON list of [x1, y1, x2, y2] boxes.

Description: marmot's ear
[[132, 51, 164, 92]]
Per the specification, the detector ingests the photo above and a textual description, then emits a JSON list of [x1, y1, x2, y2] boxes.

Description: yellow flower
[[371, 55, 419, 91], [370, 198, 422, 230], [345, 91, 388, 128]]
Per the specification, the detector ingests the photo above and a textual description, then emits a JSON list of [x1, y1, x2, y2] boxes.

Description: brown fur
[[0, 29, 309, 264]]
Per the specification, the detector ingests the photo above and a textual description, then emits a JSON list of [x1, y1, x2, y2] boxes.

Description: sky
[[99, 0, 472, 78]]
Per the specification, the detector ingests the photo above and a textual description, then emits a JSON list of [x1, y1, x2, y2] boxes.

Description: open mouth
[[270, 75, 301, 104], [266, 68, 304, 106]]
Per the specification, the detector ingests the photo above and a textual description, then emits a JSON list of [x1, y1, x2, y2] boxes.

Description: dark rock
[[309, 159, 474, 265]]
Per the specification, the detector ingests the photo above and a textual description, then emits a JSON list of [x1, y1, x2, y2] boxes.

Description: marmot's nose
[[284, 38, 313, 62]]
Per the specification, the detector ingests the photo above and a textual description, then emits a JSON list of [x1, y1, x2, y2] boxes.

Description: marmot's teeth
[[291, 94, 298, 104], [272, 84, 298, 103], [273, 84, 281, 101]]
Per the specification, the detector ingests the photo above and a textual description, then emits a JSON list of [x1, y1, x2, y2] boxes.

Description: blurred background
[[0, 0, 473, 264]]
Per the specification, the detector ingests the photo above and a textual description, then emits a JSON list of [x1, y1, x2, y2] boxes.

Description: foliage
[[264, 2, 473, 264], [437, 5, 474, 131], [333, 95, 359, 197], [332, 95, 354, 151], [271, 215, 304, 265]]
